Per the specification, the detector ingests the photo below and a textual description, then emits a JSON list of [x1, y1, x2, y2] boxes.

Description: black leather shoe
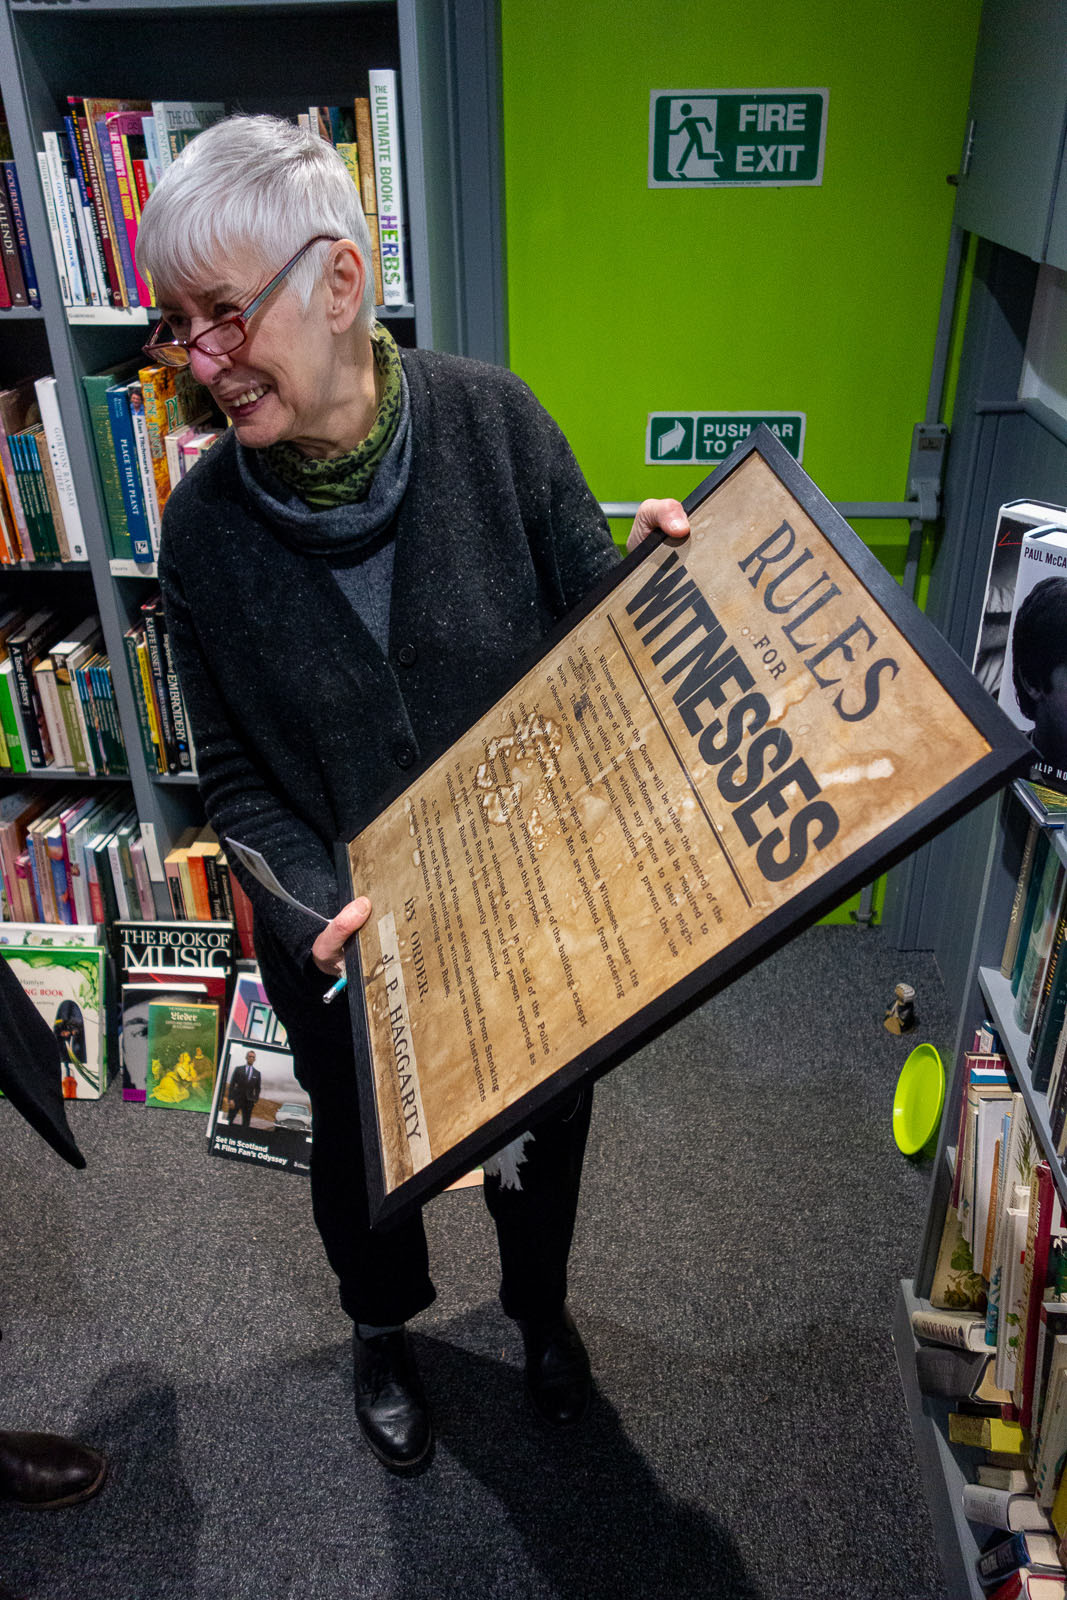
[[0, 1430, 107, 1509], [353, 1330, 433, 1473], [517, 1305, 591, 1426]]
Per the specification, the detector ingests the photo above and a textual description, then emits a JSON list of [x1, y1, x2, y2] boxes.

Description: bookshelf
[[0, 0, 504, 916]]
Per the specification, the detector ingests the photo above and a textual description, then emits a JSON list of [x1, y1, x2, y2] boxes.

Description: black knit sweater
[[158, 347, 617, 1030]]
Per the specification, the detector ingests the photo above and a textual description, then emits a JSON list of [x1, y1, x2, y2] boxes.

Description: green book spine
[[22, 433, 58, 561], [0, 660, 27, 772], [81, 371, 132, 559], [1012, 830, 1053, 995]]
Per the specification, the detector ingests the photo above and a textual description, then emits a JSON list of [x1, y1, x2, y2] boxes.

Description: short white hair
[[135, 113, 376, 330]]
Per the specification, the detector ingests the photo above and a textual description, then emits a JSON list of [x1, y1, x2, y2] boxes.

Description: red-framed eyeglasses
[[142, 234, 341, 369]]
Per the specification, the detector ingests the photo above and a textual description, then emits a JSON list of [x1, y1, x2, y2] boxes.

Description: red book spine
[[73, 112, 123, 308]]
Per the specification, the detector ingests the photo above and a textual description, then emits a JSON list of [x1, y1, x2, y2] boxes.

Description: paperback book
[[0, 941, 108, 1097]]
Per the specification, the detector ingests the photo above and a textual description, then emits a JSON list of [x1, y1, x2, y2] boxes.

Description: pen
[[322, 972, 348, 1006]]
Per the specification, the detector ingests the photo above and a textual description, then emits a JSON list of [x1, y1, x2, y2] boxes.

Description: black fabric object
[[285, 996, 593, 1325], [0, 955, 85, 1168]]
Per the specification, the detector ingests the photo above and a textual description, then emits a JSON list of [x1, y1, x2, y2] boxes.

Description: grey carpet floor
[[0, 924, 949, 1600]]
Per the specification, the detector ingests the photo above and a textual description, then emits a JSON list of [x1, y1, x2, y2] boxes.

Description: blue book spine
[[976, 1529, 1027, 1580], [93, 118, 137, 304], [2, 161, 39, 307], [105, 384, 151, 562]]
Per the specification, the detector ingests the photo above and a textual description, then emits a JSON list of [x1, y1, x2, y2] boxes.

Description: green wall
[[500, 0, 981, 923]]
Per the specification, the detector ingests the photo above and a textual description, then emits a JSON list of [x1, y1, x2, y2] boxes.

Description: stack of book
[[37, 99, 225, 311], [82, 358, 217, 565], [303, 72, 409, 308], [113, 916, 237, 1105], [161, 825, 255, 959], [122, 589, 196, 778], [0, 104, 41, 310], [1002, 801, 1067, 1144], [0, 785, 146, 925], [0, 376, 87, 563], [0, 606, 127, 776]]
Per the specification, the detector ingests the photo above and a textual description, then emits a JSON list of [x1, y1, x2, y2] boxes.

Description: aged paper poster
[[344, 434, 1029, 1221]]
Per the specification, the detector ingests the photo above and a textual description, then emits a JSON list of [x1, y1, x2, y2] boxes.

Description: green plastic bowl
[[893, 1043, 945, 1155]]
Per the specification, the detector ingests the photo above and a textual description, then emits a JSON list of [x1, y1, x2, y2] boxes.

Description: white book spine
[[33, 378, 87, 561], [41, 132, 86, 306], [36, 668, 72, 769], [36, 151, 71, 306], [68, 174, 102, 306], [107, 834, 131, 920], [368, 69, 408, 306]]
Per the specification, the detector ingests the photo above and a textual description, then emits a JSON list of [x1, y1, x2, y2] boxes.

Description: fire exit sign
[[649, 90, 828, 187]]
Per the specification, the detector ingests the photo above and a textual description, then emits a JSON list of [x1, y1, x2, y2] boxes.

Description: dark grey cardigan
[[158, 347, 617, 1033]]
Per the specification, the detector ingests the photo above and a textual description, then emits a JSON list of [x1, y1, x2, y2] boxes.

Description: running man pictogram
[[670, 101, 723, 178]]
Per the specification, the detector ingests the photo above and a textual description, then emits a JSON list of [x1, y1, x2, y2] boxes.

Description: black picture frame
[[339, 425, 1032, 1226]]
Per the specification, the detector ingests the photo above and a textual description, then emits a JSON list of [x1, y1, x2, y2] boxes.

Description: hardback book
[[150, 101, 226, 169], [981, 1467, 1040, 1492], [120, 977, 207, 1100], [911, 1307, 991, 1351], [1000, 526, 1067, 794], [105, 380, 152, 563], [0, 941, 109, 1098], [1018, 1165, 1067, 1425], [975, 500, 1067, 699], [930, 1202, 988, 1312], [367, 69, 407, 306], [984, 1572, 1067, 1599], [0, 920, 100, 946], [81, 359, 141, 559], [1032, 1321, 1067, 1468], [1000, 1202, 1036, 1393], [979, 1529, 1064, 1583], [113, 917, 238, 989], [0, 164, 27, 306], [962, 1482, 1050, 1530], [1035, 1357, 1067, 1509], [1016, 855, 1067, 1033], [144, 997, 219, 1113], [40, 131, 86, 307], [2, 160, 38, 311]]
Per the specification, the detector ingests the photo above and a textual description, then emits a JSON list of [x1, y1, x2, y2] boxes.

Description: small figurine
[[885, 982, 917, 1035]]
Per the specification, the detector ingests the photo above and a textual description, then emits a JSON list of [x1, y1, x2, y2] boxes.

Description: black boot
[[0, 1430, 107, 1509], [516, 1305, 591, 1426], [353, 1329, 433, 1473]]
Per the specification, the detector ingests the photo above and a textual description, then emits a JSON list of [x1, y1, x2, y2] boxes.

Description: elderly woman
[[135, 114, 688, 1475]]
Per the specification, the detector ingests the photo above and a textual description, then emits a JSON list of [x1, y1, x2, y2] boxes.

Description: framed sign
[[340, 428, 1031, 1225]]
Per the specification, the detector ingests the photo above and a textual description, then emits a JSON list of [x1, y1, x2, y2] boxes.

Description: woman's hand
[[312, 896, 372, 977], [626, 498, 690, 553]]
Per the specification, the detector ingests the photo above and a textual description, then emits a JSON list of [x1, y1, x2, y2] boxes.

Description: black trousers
[[287, 1002, 593, 1328]]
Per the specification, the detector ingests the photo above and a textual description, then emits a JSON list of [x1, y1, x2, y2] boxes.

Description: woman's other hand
[[626, 498, 690, 553]]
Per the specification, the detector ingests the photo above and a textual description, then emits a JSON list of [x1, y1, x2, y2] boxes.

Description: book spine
[[33, 378, 87, 562], [93, 120, 136, 306], [92, 660, 127, 775], [138, 367, 176, 516], [106, 385, 152, 562], [68, 171, 103, 307], [368, 69, 408, 307], [128, 389, 162, 557], [42, 131, 86, 306], [8, 638, 51, 769], [0, 246, 10, 309], [10, 435, 43, 560], [24, 433, 59, 561], [74, 111, 123, 307], [135, 636, 165, 772], [64, 114, 112, 307], [73, 664, 105, 775], [141, 601, 177, 771], [106, 118, 152, 306], [54, 662, 89, 774], [2, 163, 39, 309], [164, 852, 187, 918], [33, 430, 69, 561], [82, 373, 132, 558], [0, 165, 29, 306], [0, 661, 28, 773], [159, 607, 193, 771], [122, 626, 158, 769], [35, 151, 71, 307]]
